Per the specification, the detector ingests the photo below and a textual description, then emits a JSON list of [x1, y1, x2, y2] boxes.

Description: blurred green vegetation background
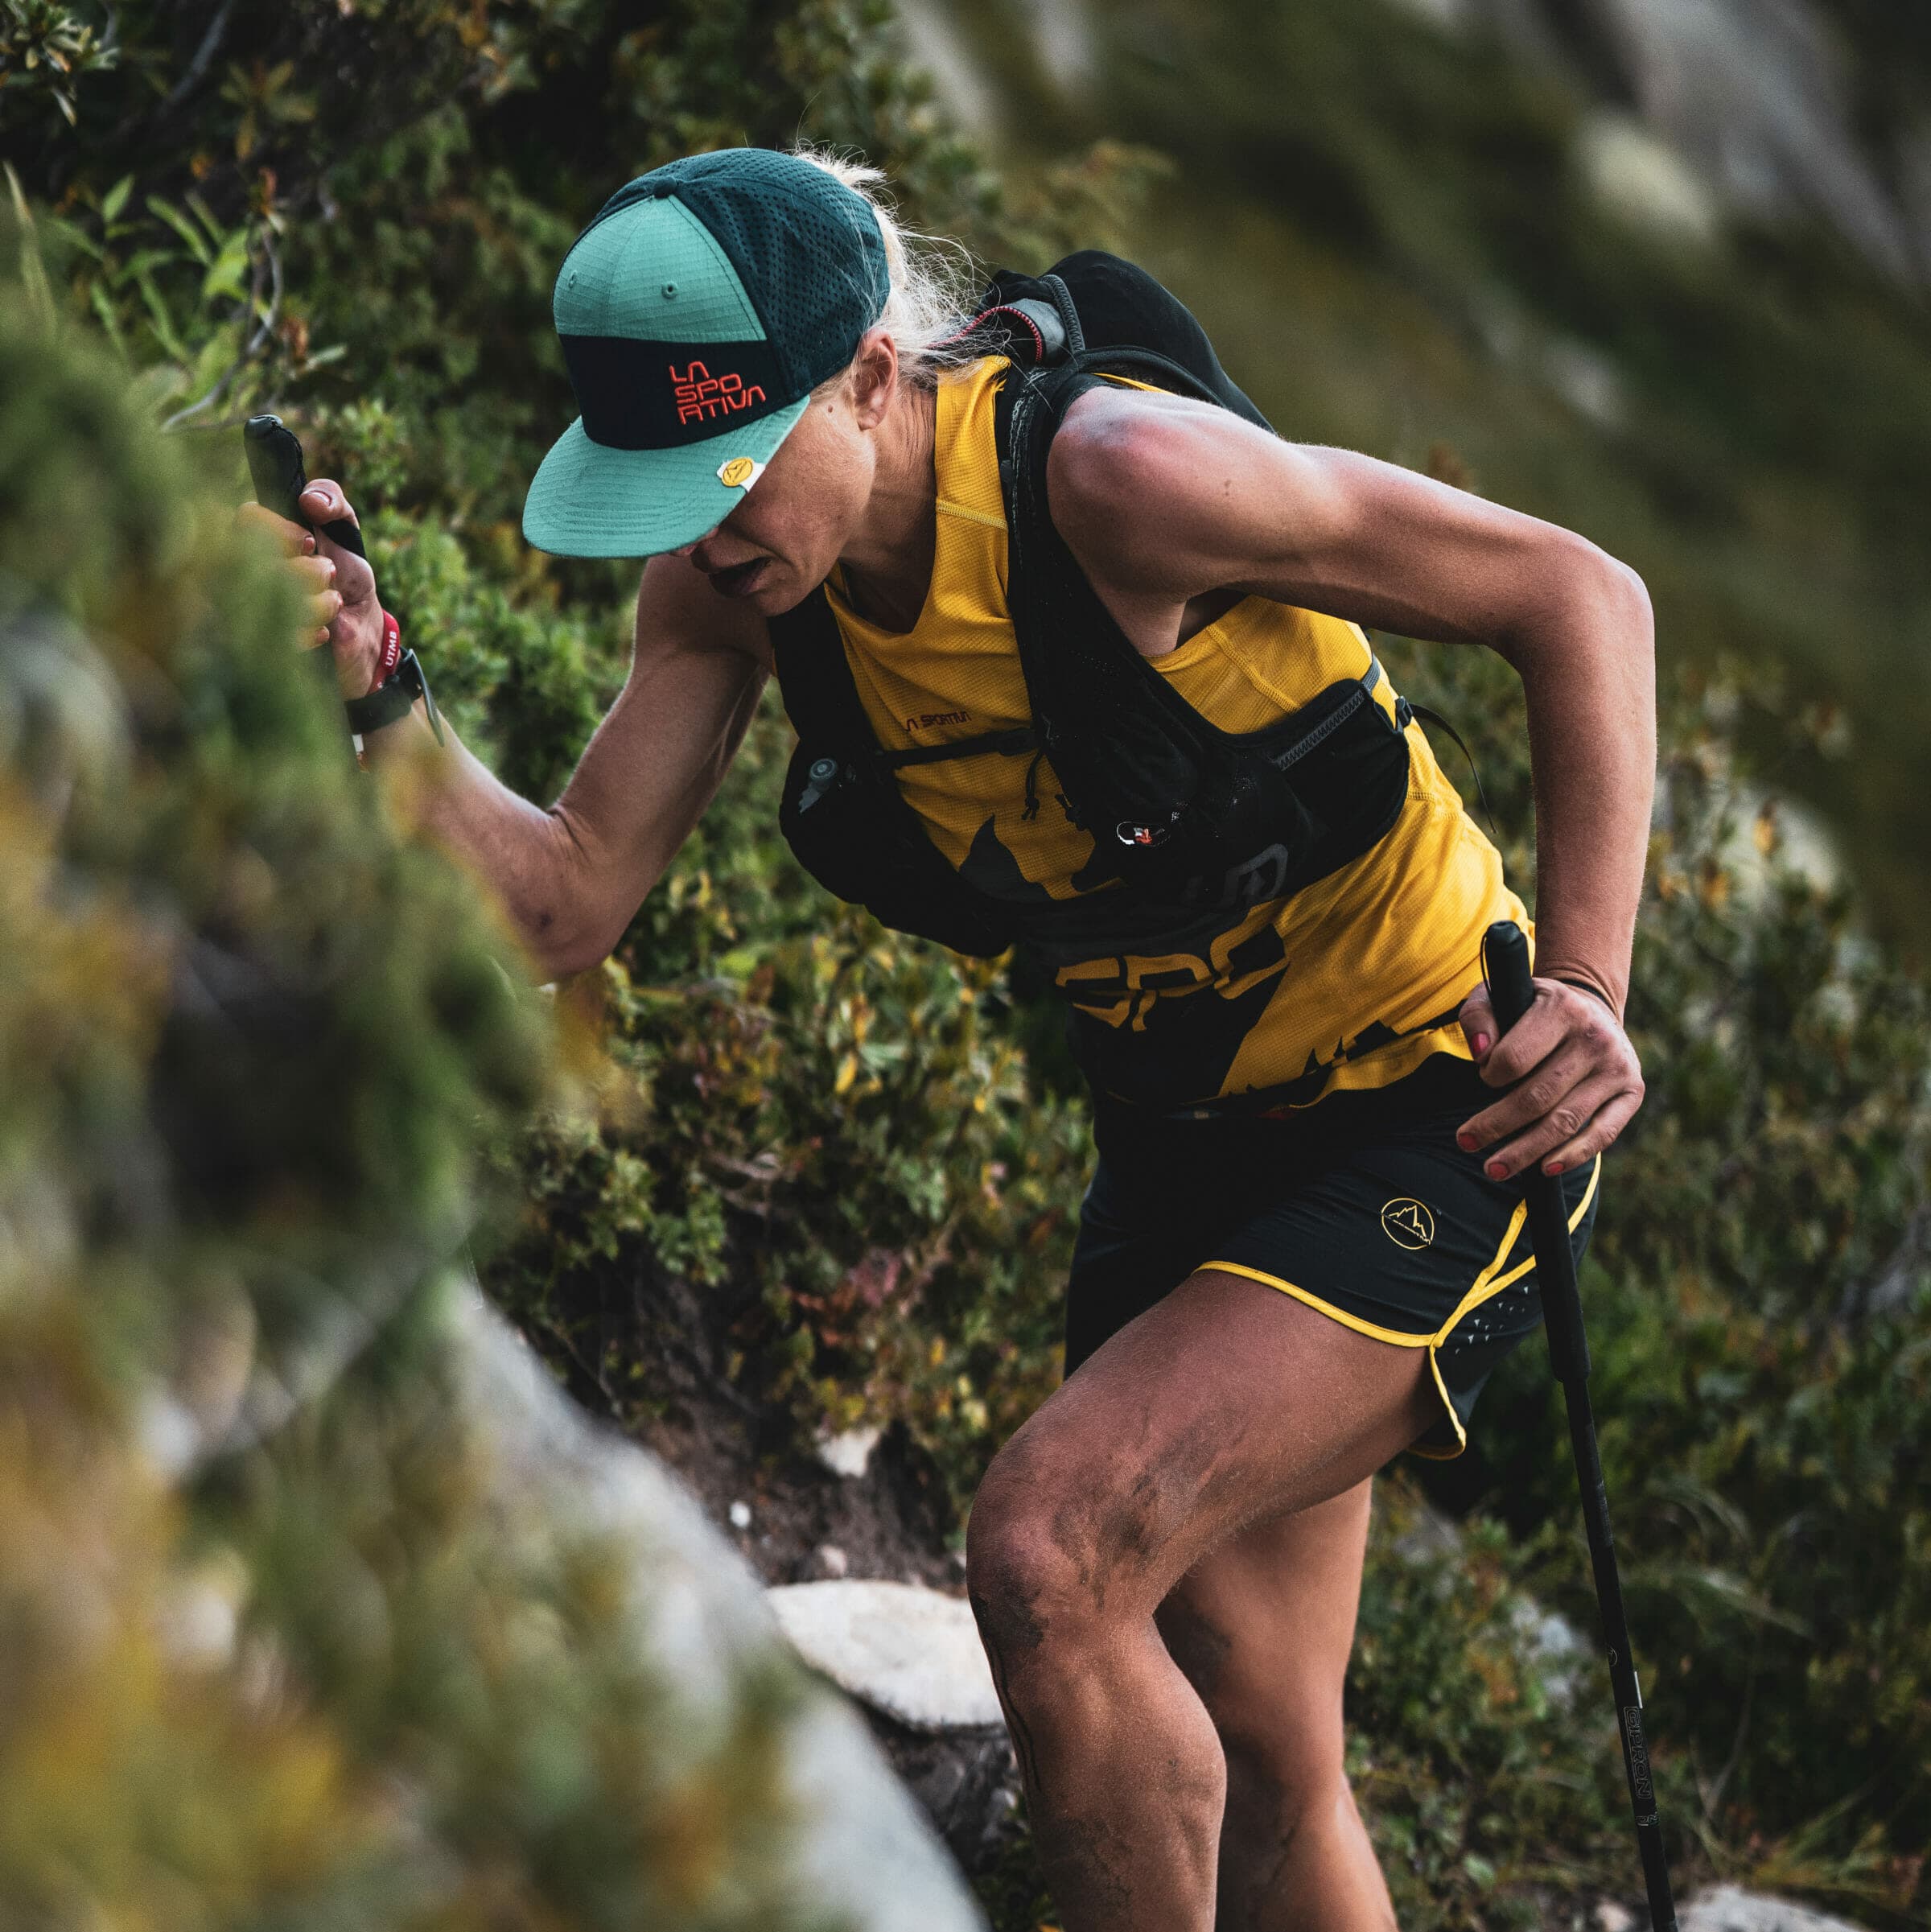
[[2, 0, 1929, 1926]]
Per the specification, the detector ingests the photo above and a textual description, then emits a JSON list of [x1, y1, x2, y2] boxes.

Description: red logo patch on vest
[[670, 360, 768, 426]]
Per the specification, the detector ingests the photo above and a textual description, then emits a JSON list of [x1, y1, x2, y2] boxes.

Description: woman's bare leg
[[965, 1268, 1433, 1932], [1155, 1481, 1395, 1931]]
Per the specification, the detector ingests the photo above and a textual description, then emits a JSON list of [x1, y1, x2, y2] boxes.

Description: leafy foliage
[[0, 284, 864, 1927], [0, 0, 116, 130], [487, 902, 1092, 1523]]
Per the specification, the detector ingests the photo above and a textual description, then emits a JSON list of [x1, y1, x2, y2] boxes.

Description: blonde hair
[[790, 145, 986, 393]]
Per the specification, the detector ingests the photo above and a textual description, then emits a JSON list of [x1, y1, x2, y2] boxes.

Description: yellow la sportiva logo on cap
[[718, 455, 763, 488]]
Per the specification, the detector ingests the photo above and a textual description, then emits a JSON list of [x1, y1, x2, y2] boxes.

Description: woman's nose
[[669, 521, 724, 560]]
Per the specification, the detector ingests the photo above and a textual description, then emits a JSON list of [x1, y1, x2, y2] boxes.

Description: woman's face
[[672, 329, 904, 614]]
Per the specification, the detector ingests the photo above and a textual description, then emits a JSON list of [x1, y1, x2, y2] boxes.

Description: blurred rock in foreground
[[453, 1288, 986, 1931]]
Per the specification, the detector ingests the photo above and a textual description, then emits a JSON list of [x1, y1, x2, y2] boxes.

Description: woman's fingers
[[1459, 1035, 1602, 1167], [1476, 979, 1579, 1088], [298, 479, 379, 615], [238, 478, 383, 686], [1533, 1079, 1643, 1177], [311, 584, 344, 635], [299, 480, 352, 527], [236, 501, 315, 554], [271, 549, 343, 642], [1457, 982, 1497, 1061], [1455, 976, 1644, 1180], [1480, 1069, 1635, 1179]]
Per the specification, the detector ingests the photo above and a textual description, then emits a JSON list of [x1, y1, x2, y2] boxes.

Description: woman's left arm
[[1048, 389, 1654, 1180]]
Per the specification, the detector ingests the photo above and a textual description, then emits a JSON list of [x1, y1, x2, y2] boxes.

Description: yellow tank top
[[825, 356, 1525, 1111]]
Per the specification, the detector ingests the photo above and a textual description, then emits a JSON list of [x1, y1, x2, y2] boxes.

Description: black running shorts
[[1064, 1052, 1600, 1457]]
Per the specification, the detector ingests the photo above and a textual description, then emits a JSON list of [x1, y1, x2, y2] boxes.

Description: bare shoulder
[[632, 550, 775, 673], [1043, 381, 1300, 602], [1045, 382, 1241, 512], [1043, 382, 1328, 610]]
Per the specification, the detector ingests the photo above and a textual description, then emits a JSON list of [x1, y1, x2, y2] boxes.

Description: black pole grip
[[242, 414, 365, 559], [1481, 920, 1591, 1383], [243, 414, 308, 524], [1481, 917, 1534, 1036]]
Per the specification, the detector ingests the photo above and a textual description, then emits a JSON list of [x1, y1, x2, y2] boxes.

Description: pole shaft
[[1483, 922, 1677, 1932], [1562, 1374, 1676, 1930]]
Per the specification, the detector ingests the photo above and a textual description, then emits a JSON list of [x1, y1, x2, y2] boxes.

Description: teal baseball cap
[[522, 149, 891, 558]]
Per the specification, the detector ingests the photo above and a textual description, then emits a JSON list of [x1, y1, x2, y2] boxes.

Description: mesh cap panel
[[579, 150, 890, 401]]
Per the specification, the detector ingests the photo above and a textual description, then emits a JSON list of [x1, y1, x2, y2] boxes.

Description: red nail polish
[[1485, 1160, 1506, 1180], [1473, 1032, 1490, 1056], [1456, 1132, 1476, 1151]]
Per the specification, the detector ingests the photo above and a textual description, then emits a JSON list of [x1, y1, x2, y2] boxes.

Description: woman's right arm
[[248, 481, 772, 983], [381, 554, 771, 980]]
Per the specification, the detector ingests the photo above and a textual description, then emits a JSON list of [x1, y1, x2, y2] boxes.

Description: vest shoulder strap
[[766, 584, 869, 752]]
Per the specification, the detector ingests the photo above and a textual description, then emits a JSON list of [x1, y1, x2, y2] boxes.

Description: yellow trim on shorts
[[1202, 1263, 1437, 1347], [1410, 1353, 1467, 1459], [1200, 1152, 1604, 1460], [1431, 1154, 1601, 1341]]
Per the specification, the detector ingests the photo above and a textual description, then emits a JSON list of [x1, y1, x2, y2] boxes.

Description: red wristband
[[374, 608, 402, 687]]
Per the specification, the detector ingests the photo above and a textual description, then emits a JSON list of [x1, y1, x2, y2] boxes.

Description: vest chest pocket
[[778, 739, 1018, 958], [1151, 677, 1414, 915]]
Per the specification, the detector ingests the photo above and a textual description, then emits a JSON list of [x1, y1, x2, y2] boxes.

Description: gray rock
[[447, 1286, 987, 1932], [862, 1711, 1025, 1880], [1509, 1596, 1588, 1708], [768, 1578, 1005, 1732], [1680, 1886, 1871, 1932], [815, 1423, 883, 1479], [1843, 1201, 1931, 1321], [1390, 1497, 1465, 1566], [1577, 112, 1723, 244], [1597, 0, 1908, 273], [893, 0, 1002, 131], [1391, 1501, 1587, 1707]]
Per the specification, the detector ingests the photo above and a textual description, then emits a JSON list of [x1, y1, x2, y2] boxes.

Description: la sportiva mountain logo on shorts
[[671, 360, 768, 426], [1380, 1198, 1435, 1250]]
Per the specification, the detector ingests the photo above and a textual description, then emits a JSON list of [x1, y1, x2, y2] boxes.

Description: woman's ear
[[847, 326, 900, 430]]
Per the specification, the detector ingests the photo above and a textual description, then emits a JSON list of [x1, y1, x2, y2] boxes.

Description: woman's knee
[[966, 1485, 1086, 1664], [965, 1452, 1151, 1668]]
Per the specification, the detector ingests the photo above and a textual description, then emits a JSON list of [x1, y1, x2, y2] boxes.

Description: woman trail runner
[[249, 145, 1653, 1932]]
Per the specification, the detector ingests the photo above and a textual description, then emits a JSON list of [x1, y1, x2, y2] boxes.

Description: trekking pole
[[242, 414, 357, 760], [1482, 921, 1678, 1932]]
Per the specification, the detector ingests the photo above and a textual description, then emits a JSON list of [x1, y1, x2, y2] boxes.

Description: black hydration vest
[[767, 251, 1416, 958]]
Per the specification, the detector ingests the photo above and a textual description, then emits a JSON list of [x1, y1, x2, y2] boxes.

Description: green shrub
[[485, 897, 1092, 1525], [0, 263, 842, 1932]]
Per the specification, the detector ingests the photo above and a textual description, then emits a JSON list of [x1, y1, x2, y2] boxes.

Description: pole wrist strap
[[1550, 973, 1618, 1015], [344, 636, 445, 746]]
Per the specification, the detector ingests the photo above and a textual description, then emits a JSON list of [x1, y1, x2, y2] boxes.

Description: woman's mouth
[[706, 557, 771, 599]]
